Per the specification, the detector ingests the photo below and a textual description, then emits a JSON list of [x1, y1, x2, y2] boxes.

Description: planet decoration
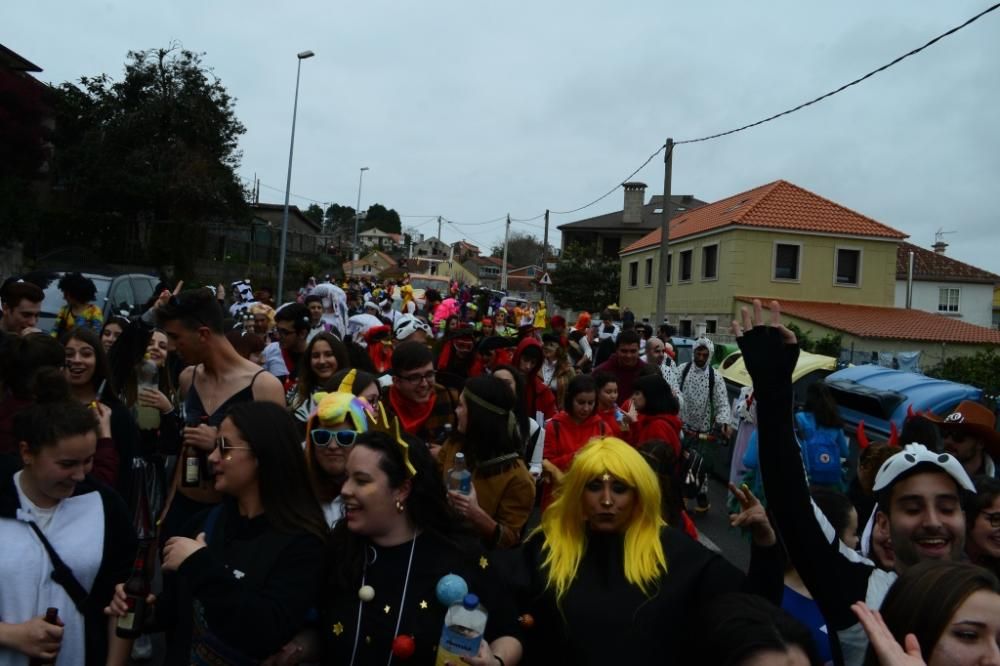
[[435, 573, 469, 606], [391, 635, 416, 659], [358, 585, 375, 602]]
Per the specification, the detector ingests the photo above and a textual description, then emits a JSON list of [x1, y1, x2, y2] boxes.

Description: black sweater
[[157, 499, 325, 664]]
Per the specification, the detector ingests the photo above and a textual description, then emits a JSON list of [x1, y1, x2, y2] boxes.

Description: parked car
[[824, 365, 983, 444], [720, 350, 840, 408], [30, 271, 160, 333]]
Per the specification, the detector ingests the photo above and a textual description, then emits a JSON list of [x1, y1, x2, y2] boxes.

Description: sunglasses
[[214, 436, 252, 453], [311, 429, 360, 448]]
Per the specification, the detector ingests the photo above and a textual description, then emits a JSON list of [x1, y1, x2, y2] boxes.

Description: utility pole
[[500, 214, 511, 291], [541, 209, 550, 302], [654, 138, 674, 330]]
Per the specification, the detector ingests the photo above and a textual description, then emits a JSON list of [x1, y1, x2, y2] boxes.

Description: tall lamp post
[[277, 49, 314, 302], [352, 166, 370, 268]]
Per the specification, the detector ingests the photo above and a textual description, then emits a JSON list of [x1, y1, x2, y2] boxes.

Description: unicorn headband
[[367, 400, 418, 477]]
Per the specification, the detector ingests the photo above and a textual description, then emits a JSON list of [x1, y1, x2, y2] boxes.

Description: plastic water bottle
[[435, 594, 487, 665], [447, 452, 472, 495], [136, 358, 160, 430]]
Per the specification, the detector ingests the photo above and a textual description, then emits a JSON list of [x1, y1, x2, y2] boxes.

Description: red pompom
[[518, 613, 535, 629], [391, 634, 416, 659]]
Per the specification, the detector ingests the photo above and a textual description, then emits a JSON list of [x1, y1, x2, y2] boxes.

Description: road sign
[[538, 272, 552, 285]]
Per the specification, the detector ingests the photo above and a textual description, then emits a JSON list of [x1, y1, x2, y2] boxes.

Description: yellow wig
[[537, 437, 666, 603]]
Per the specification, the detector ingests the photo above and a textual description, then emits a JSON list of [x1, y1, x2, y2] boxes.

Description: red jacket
[[628, 412, 682, 456], [544, 411, 609, 471]]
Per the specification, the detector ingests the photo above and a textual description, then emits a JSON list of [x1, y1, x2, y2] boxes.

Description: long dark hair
[[461, 375, 521, 470], [292, 332, 350, 409], [0, 333, 65, 399], [225, 402, 328, 541], [638, 439, 684, 530], [327, 430, 463, 590], [107, 325, 176, 409], [805, 381, 842, 428], [63, 327, 116, 400], [633, 373, 679, 415], [867, 560, 1000, 666], [563, 374, 597, 414], [493, 364, 529, 453]]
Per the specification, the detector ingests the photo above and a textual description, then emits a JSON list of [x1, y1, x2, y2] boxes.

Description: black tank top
[[184, 367, 266, 427]]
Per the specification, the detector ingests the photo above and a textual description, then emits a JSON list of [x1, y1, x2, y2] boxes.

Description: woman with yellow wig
[[517, 436, 781, 664]]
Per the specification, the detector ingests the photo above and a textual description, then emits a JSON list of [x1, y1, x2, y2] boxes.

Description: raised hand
[[730, 299, 799, 389], [851, 602, 926, 666], [728, 482, 776, 547]]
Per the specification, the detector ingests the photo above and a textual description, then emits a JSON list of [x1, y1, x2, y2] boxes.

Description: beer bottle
[[182, 416, 208, 487], [116, 547, 151, 638], [28, 607, 59, 666]]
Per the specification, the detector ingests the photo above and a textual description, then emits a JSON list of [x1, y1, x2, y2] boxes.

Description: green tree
[[325, 203, 356, 232], [490, 231, 547, 269], [362, 203, 401, 234], [304, 203, 324, 228], [46, 46, 248, 278], [549, 242, 620, 312], [927, 348, 1000, 407]]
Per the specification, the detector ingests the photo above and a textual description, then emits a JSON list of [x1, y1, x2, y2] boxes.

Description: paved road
[[693, 477, 751, 571]]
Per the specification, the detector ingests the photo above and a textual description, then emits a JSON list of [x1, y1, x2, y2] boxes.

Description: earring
[[395, 498, 405, 513], [224, 455, 233, 461]]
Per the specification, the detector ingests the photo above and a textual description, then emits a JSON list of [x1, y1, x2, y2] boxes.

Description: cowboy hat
[[927, 400, 1000, 458]]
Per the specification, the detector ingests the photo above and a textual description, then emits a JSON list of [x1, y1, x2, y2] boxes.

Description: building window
[[702, 244, 719, 280], [665, 254, 672, 284], [705, 319, 717, 334], [773, 243, 801, 281], [628, 261, 639, 288], [938, 287, 960, 313], [679, 250, 693, 282], [835, 248, 861, 286], [644, 258, 653, 286], [679, 319, 693, 337]]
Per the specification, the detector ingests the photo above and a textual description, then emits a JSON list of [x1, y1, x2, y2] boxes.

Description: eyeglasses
[[311, 429, 360, 448], [276, 327, 297, 337], [397, 371, 436, 385], [214, 436, 252, 453], [981, 511, 1000, 529]]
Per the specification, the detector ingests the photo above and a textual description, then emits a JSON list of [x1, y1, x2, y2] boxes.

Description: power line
[[548, 143, 666, 215], [676, 2, 1000, 145]]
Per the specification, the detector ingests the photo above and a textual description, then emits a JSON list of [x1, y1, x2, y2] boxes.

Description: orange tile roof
[[621, 180, 907, 255], [896, 242, 999, 284], [735, 297, 1000, 345]]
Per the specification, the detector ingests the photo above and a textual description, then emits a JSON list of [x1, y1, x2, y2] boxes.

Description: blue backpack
[[795, 412, 843, 487]]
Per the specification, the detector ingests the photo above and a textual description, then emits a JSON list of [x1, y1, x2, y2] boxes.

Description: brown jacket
[[440, 441, 536, 549]]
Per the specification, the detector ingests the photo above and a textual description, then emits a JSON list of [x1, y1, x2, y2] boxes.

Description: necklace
[[348, 532, 418, 666]]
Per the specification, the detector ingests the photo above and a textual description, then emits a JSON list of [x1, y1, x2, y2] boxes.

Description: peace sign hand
[[728, 482, 776, 547]]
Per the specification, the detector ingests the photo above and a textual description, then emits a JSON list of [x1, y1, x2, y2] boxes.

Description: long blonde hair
[[536, 437, 667, 603]]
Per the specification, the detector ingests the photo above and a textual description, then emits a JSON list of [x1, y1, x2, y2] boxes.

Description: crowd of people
[[0, 269, 998, 665]]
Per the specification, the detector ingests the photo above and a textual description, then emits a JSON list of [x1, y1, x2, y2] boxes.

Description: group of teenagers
[[0, 270, 999, 665]]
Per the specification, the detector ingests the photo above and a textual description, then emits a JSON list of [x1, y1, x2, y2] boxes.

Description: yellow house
[[618, 180, 907, 337]]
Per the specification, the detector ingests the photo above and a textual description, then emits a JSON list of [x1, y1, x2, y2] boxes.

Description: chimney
[[622, 182, 647, 225], [932, 241, 948, 254]]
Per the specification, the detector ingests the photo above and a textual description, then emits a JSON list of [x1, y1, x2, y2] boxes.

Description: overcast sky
[[7, 2, 999, 272]]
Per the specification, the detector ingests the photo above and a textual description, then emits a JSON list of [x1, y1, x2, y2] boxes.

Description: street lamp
[[277, 49, 315, 302], [352, 166, 370, 263]]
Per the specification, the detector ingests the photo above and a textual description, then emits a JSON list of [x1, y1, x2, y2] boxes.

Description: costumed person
[[310, 276, 350, 339], [493, 309, 515, 337], [728, 385, 756, 493], [794, 381, 849, 491], [515, 436, 781, 665], [363, 325, 394, 375], [248, 302, 275, 341], [383, 341, 459, 448], [477, 316, 496, 339], [540, 333, 575, 409], [471, 336, 517, 378], [542, 375, 608, 507], [434, 325, 477, 392], [549, 314, 568, 345], [594, 371, 628, 437], [567, 312, 593, 373], [440, 375, 536, 549], [967, 476, 1000, 579], [304, 294, 332, 342], [638, 439, 699, 541], [1, 398, 136, 666], [289, 332, 350, 429], [533, 301, 547, 331], [493, 365, 544, 479], [109, 402, 327, 664], [392, 313, 433, 346], [229, 279, 257, 319], [51, 272, 103, 338], [624, 374, 682, 456], [304, 370, 375, 527], [513, 336, 557, 422], [399, 276, 415, 314], [307, 425, 524, 664]]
